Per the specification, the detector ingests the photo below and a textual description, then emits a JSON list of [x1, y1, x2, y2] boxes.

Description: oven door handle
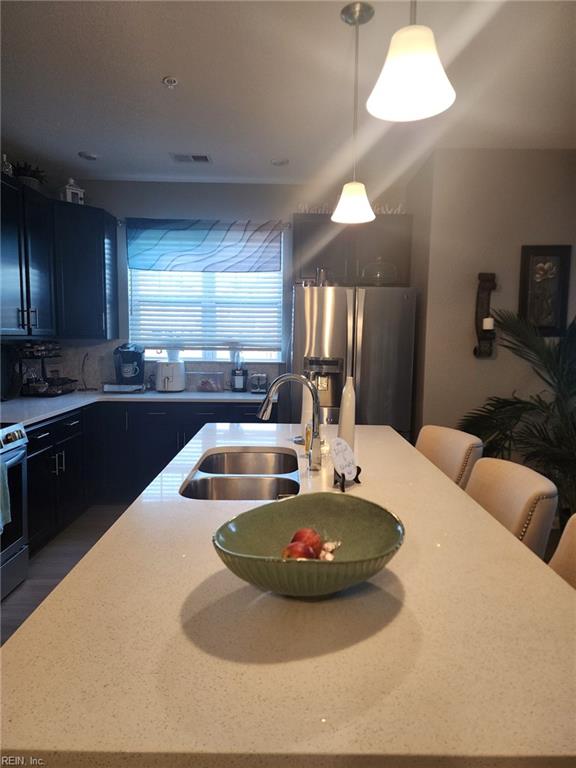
[[3, 449, 27, 469]]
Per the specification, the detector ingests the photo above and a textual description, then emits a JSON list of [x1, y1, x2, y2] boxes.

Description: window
[[127, 219, 284, 361]]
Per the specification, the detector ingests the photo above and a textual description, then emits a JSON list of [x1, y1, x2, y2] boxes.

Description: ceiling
[[1, 1, 575, 190]]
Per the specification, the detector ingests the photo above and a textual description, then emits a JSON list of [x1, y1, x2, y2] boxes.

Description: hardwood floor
[[1, 504, 127, 644]]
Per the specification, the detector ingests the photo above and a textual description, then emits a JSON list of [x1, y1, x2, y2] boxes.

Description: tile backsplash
[[20, 340, 283, 391]]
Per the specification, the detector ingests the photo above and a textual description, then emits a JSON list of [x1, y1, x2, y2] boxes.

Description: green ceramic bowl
[[212, 492, 405, 597]]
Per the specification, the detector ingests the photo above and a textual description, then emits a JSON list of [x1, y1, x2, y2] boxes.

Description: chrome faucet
[[257, 373, 322, 471]]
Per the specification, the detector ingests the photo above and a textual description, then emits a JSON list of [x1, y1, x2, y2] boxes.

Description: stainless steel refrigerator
[[289, 286, 417, 438]]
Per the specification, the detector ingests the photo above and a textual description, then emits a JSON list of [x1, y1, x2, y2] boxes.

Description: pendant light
[[366, 0, 456, 122], [332, 3, 375, 224]]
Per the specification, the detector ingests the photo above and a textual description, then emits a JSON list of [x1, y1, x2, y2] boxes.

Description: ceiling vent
[[170, 153, 212, 164]]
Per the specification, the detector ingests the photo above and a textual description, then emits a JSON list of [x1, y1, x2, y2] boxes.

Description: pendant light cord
[[410, 0, 417, 25], [352, 20, 359, 181]]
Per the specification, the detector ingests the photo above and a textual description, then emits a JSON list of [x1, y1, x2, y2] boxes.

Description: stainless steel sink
[[179, 445, 301, 501], [198, 446, 298, 475], [180, 475, 300, 501]]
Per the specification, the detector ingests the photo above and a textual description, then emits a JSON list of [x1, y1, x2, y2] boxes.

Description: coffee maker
[[113, 344, 145, 386]]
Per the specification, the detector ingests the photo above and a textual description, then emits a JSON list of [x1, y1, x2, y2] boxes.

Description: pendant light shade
[[332, 181, 376, 224], [366, 25, 456, 122]]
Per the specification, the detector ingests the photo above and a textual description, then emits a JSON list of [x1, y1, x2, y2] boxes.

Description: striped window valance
[[126, 218, 284, 272]]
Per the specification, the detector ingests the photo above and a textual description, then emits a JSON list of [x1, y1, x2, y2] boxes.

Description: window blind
[[128, 269, 283, 351], [126, 218, 283, 272]]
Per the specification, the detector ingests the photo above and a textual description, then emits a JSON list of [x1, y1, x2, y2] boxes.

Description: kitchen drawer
[[53, 410, 83, 443], [27, 424, 56, 456]]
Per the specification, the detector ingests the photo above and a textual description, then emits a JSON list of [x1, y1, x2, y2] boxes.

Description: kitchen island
[[1, 424, 575, 766]]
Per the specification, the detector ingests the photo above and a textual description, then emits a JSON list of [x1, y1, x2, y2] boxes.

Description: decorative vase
[[338, 376, 356, 449]]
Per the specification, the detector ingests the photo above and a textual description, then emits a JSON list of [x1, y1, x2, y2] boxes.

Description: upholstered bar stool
[[465, 458, 558, 558], [415, 425, 483, 488], [549, 514, 576, 589]]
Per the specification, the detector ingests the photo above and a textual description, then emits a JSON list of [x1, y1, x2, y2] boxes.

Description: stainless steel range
[[0, 423, 28, 599]]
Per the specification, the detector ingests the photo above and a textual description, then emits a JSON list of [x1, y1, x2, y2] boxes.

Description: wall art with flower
[[518, 245, 572, 336]]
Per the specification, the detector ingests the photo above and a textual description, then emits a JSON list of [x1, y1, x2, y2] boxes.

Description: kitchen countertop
[[0, 390, 270, 426], [1, 424, 575, 767]]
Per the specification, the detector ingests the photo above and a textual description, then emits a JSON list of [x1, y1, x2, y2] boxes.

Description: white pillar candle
[[482, 317, 495, 330]]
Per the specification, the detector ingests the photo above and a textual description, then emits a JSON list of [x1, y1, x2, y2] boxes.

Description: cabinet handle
[[176, 432, 180, 451], [196, 412, 216, 416], [51, 454, 59, 476], [60, 450, 66, 473], [29, 308, 39, 328], [146, 412, 167, 416], [65, 420, 80, 427], [102, 312, 106, 333], [31, 432, 51, 440], [125, 411, 129, 432]]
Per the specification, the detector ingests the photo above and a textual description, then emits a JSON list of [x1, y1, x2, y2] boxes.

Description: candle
[[482, 317, 495, 330]]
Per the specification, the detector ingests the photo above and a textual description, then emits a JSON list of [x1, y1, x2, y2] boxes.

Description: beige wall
[[414, 148, 576, 429]]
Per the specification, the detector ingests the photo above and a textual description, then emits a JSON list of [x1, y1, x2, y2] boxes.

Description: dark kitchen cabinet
[[54, 202, 118, 339], [0, 177, 26, 335], [292, 213, 412, 286], [27, 436, 58, 553], [22, 186, 56, 336], [84, 403, 140, 504], [0, 177, 56, 336], [26, 412, 86, 552]]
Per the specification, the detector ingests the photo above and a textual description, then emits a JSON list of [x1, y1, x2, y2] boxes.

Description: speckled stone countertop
[[2, 424, 575, 767], [0, 390, 271, 426]]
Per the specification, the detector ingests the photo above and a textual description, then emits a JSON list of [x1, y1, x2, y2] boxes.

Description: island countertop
[[1, 424, 575, 767]]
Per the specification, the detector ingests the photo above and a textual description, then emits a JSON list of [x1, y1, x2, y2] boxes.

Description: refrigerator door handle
[[354, 288, 366, 397], [346, 288, 355, 378]]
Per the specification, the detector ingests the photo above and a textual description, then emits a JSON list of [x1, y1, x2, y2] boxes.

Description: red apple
[[291, 527, 323, 557], [281, 541, 316, 560]]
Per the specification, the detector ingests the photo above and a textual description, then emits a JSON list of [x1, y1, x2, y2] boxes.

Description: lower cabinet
[[28, 399, 278, 551], [26, 411, 86, 553], [85, 400, 277, 503]]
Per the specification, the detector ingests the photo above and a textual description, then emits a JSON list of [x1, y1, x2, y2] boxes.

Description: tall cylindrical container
[[300, 385, 313, 438], [337, 376, 356, 449]]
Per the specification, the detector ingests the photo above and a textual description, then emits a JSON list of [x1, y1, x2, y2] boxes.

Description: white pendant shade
[[331, 181, 375, 224], [366, 24, 456, 122]]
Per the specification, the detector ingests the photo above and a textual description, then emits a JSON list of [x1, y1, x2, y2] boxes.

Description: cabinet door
[[84, 404, 138, 503], [27, 445, 59, 553], [56, 434, 86, 527], [131, 408, 180, 490], [54, 202, 117, 339], [23, 187, 56, 336], [1, 178, 26, 335]]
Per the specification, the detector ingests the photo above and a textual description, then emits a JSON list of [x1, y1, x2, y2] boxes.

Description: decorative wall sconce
[[474, 272, 497, 358]]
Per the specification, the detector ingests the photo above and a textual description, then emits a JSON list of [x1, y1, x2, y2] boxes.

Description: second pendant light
[[331, 2, 375, 225]]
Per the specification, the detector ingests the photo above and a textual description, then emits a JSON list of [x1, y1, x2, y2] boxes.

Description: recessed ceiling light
[[162, 76, 178, 89], [78, 151, 99, 161], [271, 159, 289, 167]]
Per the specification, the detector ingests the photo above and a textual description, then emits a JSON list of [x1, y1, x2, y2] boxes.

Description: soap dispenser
[[337, 377, 356, 449]]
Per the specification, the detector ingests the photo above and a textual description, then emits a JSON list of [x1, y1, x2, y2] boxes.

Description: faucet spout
[[257, 373, 322, 471]]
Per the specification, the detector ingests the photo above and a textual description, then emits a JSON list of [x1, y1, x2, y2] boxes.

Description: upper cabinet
[[23, 186, 57, 336], [53, 201, 119, 339], [292, 213, 413, 286], [0, 176, 56, 336]]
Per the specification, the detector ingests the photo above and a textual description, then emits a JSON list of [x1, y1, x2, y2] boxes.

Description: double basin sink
[[179, 446, 300, 501]]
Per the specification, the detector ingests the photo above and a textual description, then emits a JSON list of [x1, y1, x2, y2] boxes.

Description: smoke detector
[[162, 76, 179, 89], [170, 153, 212, 164]]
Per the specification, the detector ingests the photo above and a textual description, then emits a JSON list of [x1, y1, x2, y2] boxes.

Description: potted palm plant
[[459, 310, 576, 527]]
